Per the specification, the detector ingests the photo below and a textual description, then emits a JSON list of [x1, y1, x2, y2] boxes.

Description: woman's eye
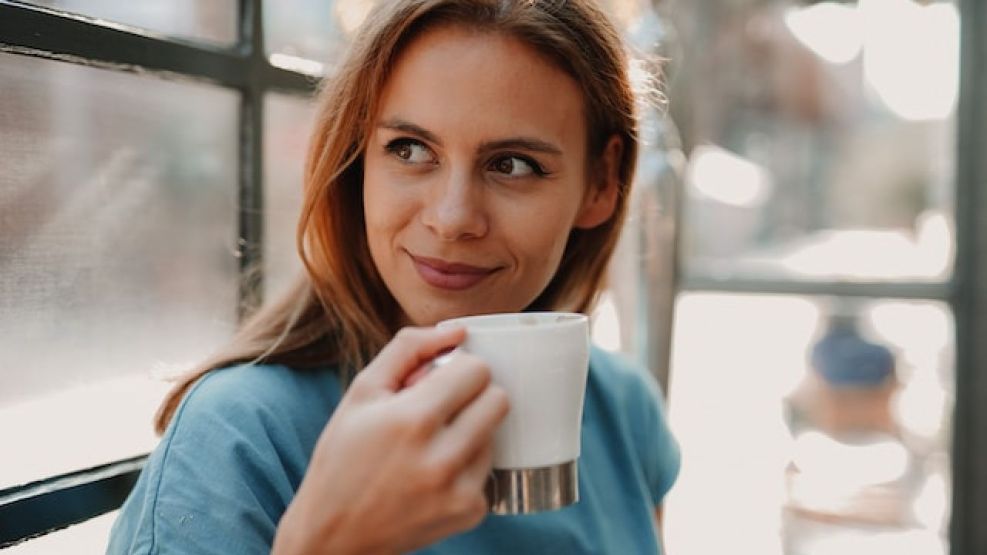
[[386, 139, 435, 165], [490, 156, 543, 178]]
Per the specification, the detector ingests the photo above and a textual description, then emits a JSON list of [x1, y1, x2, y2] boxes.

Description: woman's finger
[[400, 352, 493, 426], [400, 364, 431, 389], [431, 384, 510, 468], [361, 326, 466, 391], [458, 442, 494, 494]]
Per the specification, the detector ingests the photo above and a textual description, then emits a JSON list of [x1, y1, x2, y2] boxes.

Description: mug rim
[[436, 311, 588, 332]]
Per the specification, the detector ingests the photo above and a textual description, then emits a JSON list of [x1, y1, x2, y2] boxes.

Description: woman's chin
[[403, 305, 512, 327]]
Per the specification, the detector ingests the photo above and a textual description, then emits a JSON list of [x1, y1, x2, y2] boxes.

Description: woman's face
[[363, 26, 617, 326]]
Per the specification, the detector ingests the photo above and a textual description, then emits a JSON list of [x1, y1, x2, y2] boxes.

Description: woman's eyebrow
[[377, 117, 563, 156], [478, 138, 563, 156], [377, 118, 442, 145]]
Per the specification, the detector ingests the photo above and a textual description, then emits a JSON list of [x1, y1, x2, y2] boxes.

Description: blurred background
[[0, 0, 978, 553]]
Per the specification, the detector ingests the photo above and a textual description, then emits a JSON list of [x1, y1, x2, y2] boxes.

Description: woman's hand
[[272, 326, 510, 555]]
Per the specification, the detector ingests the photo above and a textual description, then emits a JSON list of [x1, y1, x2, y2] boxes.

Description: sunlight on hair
[[627, 53, 664, 109]]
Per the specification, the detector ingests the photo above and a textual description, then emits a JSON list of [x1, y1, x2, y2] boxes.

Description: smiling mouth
[[408, 252, 502, 291]]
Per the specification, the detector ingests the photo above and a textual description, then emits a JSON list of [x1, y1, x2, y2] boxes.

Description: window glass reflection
[[664, 292, 952, 554], [671, 0, 957, 283], [263, 93, 317, 302], [263, 0, 373, 73], [0, 53, 238, 488], [27, 0, 237, 45]]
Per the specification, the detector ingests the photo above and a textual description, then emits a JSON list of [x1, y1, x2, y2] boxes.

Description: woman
[[108, 0, 679, 553]]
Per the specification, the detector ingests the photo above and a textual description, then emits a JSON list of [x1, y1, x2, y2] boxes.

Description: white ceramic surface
[[437, 312, 590, 469]]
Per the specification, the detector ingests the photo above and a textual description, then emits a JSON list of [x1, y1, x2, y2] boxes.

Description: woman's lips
[[409, 253, 500, 290]]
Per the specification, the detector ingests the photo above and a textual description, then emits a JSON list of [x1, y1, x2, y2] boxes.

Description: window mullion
[[950, 0, 987, 553], [237, 0, 266, 320]]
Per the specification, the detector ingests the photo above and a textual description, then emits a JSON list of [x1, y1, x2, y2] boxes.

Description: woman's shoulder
[[189, 362, 342, 408], [587, 346, 680, 504], [588, 346, 665, 402], [109, 364, 342, 554], [168, 362, 344, 439]]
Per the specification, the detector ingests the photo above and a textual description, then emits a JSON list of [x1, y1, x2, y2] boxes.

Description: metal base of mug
[[486, 460, 578, 515]]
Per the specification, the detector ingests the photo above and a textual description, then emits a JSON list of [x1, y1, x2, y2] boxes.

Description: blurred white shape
[[916, 210, 954, 278], [895, 371, 948, 439], [806, 528, 945, 555], [867, 301, 950, 370], [792, 431, 909, 488], [866, 300, 950, 440], [686, 144, 773, 207], [866, 299, 953, 452], [269, 52, 325, 76], [591, 290, 622, 352], [777, 228, 947, 280], [860, 0, 959, 121], [664, 293, 818, 555], [913, 473, 949, 532], [0, 375, 168, 490], [784, 2, 862, 64]]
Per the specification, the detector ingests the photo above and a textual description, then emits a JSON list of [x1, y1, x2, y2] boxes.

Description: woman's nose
[[421, 168, 488, 241]]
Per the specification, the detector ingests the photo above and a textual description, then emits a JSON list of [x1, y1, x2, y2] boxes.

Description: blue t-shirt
[[108, 347, 680, 554]]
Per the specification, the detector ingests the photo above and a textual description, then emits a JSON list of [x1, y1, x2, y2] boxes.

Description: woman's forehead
[[374, 25, 587, 148]]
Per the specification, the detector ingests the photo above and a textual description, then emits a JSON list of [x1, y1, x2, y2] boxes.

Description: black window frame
[[0, 0, 314, 547], [0, 0, 985, 553], [947, 0, 987, 552]]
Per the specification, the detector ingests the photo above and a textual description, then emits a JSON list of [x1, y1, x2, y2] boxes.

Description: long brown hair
[[155, 0, 643, 434]]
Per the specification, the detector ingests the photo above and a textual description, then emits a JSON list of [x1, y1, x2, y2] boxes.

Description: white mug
[[437, 312, 590, 513]]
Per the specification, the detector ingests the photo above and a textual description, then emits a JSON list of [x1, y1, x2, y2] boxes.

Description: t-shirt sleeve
[[630, 369, 680, 506], [107, 368, 302, 555]]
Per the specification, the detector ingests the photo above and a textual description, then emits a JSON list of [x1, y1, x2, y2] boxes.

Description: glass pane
[[672, 0, 957, 283], [264, 0, 363, 74], [0, 53, 239, 488], [26, 0, 237, 46], [664, 292, 953, 554], [264, 93, 317, 302]]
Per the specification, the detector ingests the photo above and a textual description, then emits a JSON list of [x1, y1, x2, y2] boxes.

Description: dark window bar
[[0, 0, 314, 93], [237, 0, 267, 319], [950, 0, 987, 553], [0, 456, 147, 548], [679, 275, 952, 301]]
